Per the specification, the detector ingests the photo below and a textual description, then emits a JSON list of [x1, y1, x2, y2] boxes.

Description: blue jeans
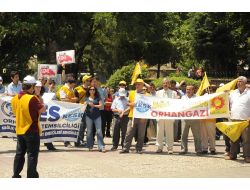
[[86, 116, 105, 150]]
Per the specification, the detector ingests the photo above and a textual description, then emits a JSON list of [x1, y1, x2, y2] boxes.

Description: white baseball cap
[[0, 76, 2, 81], [219, 83, 225, 87], [23, 75, 37, 84], [118, 88, 127, 97], [35, 81, 42, 87]]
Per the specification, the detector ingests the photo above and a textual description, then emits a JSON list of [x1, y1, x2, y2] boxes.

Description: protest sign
[[38, 64, 57, 78], [0, 96, 86, 143], [133, 92, 230, 119], [56, 50, 75, 65]]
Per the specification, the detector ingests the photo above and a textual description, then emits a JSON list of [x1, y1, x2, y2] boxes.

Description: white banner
[[38, 64, 57, 78], [56, 50, 75, 65], [133, 92, 230, 119], [0, 95, 86, 143]]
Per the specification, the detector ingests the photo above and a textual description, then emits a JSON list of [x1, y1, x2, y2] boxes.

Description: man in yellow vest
[[120, 78, 148, 154], [74, 75, 92, 147], [11, 75, 46, 178], [57, 79, 78, 147]]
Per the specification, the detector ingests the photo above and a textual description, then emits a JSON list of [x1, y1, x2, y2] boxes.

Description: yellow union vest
[[128, 90, 136, 118], [56, 85, 75, 101], [74, 86, 87, 104], [11, 94, 42, 135]]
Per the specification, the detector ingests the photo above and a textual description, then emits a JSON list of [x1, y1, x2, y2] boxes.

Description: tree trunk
[[157, 63, 161, 78]]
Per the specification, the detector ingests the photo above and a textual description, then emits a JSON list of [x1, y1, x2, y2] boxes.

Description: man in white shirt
[[110, 88, 129, 150], [179, 85, 202, 155], [226, 76, 250, 163], [155, 78, 178, 154], [7, 71, 22, 96]]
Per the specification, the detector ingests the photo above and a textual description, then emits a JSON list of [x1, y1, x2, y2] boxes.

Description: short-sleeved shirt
[[18, 92, 44, 134], [111, 96, 129, 115], [230, 88, 250, 120], [85, 96, 101, 120], [7, 82, 22, 96]]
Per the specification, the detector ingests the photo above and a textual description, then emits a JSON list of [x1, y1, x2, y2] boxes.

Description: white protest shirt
[[156, 88, 178, 99], [181, 94, 196, 100], [230, 88, 250, 120]]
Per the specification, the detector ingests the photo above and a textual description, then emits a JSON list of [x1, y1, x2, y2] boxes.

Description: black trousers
[[112, 115, 129, 148], [13, 132, 40, 178], [102, 110, 113, 137]]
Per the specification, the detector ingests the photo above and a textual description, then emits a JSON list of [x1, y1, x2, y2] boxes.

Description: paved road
[[1, 136, 250, 178]]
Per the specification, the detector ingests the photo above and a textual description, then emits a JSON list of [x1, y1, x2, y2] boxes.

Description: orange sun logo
[[211, 96, 225, 110]]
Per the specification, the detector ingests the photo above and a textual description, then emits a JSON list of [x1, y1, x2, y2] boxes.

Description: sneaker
[[65, 144, 73, 148], [224, 155, 237, 160], [210, 151, 216, 155], [101, 149, 107, 153], [88, 148, 93, 151], [168, 150, 173, 154], [120, 149, 129, 154], [136, 150, 143, 154], [111, 147, 117, 151], [156, 149, 163, 153], [64, 142, 72, 148]]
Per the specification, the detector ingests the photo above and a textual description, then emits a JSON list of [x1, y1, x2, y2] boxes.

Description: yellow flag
[[216, 121, 249, 142], [196, 72, 210, 96], [131, 62, 142, 85], [216, 79, 238, 93]]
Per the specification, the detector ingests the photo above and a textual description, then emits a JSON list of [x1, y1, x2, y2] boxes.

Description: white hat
[[35, 81, 42, 87], [118, 88, 126, 97], [219, 83, 225, 87], [23, 75, 37, 84], [0, 76, 2, 81]]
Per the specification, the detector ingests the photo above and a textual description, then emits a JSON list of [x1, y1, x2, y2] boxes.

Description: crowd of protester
[[1, 69, 250, 178]]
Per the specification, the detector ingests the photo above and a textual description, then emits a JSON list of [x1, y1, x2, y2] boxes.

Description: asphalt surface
[[1, 135, 250, 178]]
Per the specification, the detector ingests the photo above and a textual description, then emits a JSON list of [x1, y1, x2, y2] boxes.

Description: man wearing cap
[[114, 81, 128, 97], [11, 75, 46, 178], [0, 76, 6, 94], [225, 76, 250, 163], [57, 79, 78, 148], [7, 71, 22, 97], [120, 78, 148, 154], [110, 88, 129, 150], [73, 75, 92, 147]]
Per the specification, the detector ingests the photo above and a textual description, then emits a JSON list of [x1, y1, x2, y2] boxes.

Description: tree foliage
[[0, 12, 249, 83]]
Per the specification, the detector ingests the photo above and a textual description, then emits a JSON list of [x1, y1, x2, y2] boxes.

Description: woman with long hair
[[85, 86, 106, 152]]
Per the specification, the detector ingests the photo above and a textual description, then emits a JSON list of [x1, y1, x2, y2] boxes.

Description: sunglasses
[[89, 89, 95, 91]]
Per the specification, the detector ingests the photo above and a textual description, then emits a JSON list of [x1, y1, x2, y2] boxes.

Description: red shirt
[[104, 94, 113, 111], [18, 92, 44, 134]]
